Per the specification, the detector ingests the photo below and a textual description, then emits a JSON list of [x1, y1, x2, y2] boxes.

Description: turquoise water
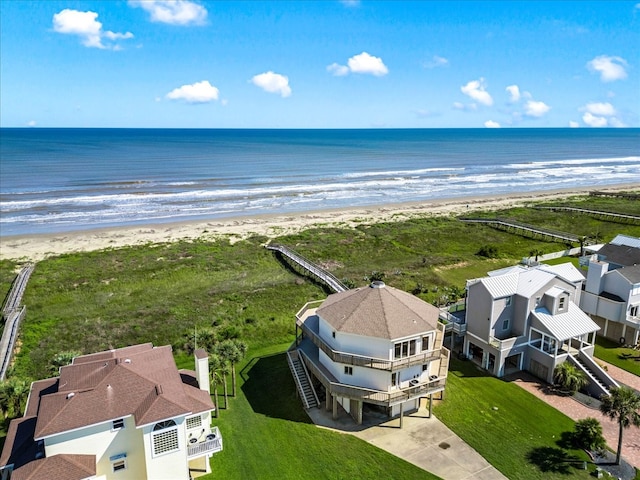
[[1, 128, 638, 236]]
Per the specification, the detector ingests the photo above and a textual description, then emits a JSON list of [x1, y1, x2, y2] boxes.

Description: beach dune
[[1, 185, 637, 262]]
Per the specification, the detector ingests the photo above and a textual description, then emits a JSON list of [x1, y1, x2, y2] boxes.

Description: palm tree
[[573, 417, 606, 452], [228, 340, 247, 397], [600, 386, 640, 465], [209, 353, 222, 418], [218, 361, 231, 410], [553, 362, 588, 395], [0, 378, 30, 419]]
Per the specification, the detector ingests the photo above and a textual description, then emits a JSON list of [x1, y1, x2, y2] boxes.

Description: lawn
[[204, 344, 441, 480], [434, 358, 597, 479], [594, 336, 640, 376]]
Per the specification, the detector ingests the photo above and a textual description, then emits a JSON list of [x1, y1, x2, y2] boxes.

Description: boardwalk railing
[[534, 206, 640, 225], [460, 217, 580, 244], [266, 243, 348, 293], [590, 190, 640, 200], [0, 264, 34, 380]]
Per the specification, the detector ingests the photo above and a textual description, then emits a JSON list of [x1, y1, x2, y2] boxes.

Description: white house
[[0, 344, 222, 480], [463, 263, 616, 395], [291, 281, 449, 426], [580, 234, 640, 345]]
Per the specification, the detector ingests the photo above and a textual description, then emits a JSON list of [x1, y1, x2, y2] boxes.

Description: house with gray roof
[[290, 281, 449, 426], [463, 262, 617, 396], [581, 234, 640, 345], [0, 344, 221, 480]]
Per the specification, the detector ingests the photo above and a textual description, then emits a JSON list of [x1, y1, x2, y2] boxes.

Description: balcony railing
[[299, 348, 448, 407], [296, 303, 445, 372], [187, 427, 223, 457]]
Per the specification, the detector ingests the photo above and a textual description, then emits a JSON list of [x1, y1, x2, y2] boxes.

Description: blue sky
[[1, 0, 638, 128]]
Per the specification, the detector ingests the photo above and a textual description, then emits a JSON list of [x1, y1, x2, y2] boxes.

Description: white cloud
[[582, 112, 608, 127], [252, 71, 291, 97], [130, 0, 207, 26], [452, 102, 477, 111], [506, 85, 520, 103], [327, 63, 349, 76], [166, 80, 219, 103], [587, 55, 628, 82], [347, 52, 389, 76], [484, 120, 500, 128], [569, 121, 580, 128], [53, 9, 134, 49], [452, 102, 465, 110], [584, 102, 616, 116], [27, 120, 37, 127], [460, 78, 493, 106], [524, 100, 550, 117], [423, 55, 449, 69]]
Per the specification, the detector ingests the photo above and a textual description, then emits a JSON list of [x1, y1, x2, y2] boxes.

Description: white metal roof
[[487, 265, 527, 277], [516, 269, 556, 298], [480, 272, 519, 298], [545, 286, 565, 298], [611, 234, 640, 249], [538, 263, 585, 283], [533, 303, 600, 341]]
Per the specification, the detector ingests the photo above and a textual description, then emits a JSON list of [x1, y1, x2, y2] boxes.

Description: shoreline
[[1, 183, 638, 262]]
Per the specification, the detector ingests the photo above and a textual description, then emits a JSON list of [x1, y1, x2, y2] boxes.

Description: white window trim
[[112, 459, 127, 472]]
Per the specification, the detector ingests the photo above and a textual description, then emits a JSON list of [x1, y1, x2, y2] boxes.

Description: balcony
[[187, 427, 223, 458], [296, 303, 445, 372]]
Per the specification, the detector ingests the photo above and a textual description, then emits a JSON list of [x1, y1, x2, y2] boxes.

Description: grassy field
[[594, 336, 640, 376], [1, 192, 639, 477]]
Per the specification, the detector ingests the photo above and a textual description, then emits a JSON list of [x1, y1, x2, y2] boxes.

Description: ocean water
[[1, 128, 639, 236]]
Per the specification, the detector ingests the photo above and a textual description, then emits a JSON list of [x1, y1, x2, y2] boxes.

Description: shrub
[[477, 245, 498, 258]]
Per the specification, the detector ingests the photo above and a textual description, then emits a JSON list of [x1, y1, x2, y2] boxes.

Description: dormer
[[543, 286, 570, 315]]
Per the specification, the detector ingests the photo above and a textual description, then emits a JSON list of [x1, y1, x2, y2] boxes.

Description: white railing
[[187, 427, 223, 457]]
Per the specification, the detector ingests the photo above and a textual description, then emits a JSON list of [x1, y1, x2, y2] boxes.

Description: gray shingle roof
[[317, 282, 440, 340]]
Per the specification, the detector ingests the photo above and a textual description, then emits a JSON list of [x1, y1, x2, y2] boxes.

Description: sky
[[1, 0, 639, 128]]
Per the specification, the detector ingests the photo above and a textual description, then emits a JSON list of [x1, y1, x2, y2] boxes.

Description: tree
[[0, 378, 30, 419], [209, 353, 222, 418], [214, 342, 232, 409], [226, 340, 247, 397], [553, 362, 588, 395], [600, 386, 640, 465], [573, 418, 606, 452], [48, 350, 81, 375]]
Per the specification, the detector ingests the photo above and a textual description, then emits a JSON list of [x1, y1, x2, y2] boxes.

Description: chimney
[[585, 257, 608, 295], [194, 349, 210, 394]]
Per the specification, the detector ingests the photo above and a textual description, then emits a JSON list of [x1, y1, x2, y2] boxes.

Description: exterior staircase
[[287, 349, 319, 409], [568, 353, 619, 398]]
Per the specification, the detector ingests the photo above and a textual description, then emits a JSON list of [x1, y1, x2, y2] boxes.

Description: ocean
[[1, 128, 639, 237]]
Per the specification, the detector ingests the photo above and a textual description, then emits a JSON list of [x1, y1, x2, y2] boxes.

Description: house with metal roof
[[0, 344, 222, 480], [289, 281, 449, 427], [463, 262, 618, 396], [581, 234, 640, 345]]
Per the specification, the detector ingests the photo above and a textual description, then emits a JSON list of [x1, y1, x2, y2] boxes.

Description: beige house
[[290, 281, 449, 426], [1, 344, 221, 480]]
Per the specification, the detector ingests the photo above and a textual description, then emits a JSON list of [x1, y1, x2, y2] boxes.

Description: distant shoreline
[[1, 183, 638, 262]]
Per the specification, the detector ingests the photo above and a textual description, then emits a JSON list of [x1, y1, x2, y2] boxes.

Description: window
[[332, 331, 336, 338], [113, 460, 126, 472], [558, 297, 566, 310], [344, 366, 353, 375], [631, 305, 639, 317], [422, 364, 428, 371], [186, 416, 202, 430], [502, 319, 510, 331], [505, 296, 512, 306], [535, 296, 541, 307], [422, 336, 430, 352], [393, 339, 417, 359], [152, 420, 179, 456], [391, 372, 399, 387], [112, 418, 125, 430]]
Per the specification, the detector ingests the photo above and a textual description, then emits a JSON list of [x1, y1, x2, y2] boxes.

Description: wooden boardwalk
[[535, 206, 640, 225], [590, 190, 640, 200], [0, 264, 34, 380], [265, 244, 347, 293], [460, 217, 580, 244]]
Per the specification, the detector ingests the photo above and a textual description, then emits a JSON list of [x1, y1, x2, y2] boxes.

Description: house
[[580, 234, 640, 346], [462, 262, 617, 396], [290, 281, 449, 427], [0, 344, 222, 480]]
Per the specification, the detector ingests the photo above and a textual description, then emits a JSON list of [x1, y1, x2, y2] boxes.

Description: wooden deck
[[460, 217, 581, 244], [535, 206, 640, 225]]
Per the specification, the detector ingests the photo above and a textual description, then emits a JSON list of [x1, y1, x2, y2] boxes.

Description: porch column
[[399, 402, 404, 429], [622, 324, 628, 343], [428, 394, 433, 418], [325, 388, 331, 411], [332, 395, 338, 420], [604, 318, 609, 337], [353, 400, 363, 425]]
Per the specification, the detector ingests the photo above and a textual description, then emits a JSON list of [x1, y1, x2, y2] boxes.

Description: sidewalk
[[510, 361, 640, 470]]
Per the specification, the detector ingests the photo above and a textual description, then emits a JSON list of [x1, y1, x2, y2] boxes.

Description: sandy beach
[[1, 184, 637, 262]]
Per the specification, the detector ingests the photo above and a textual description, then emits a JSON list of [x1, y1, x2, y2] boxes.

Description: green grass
[[434, 358, 595, 479], [205, 344, 441, 480], [594, 336, 640, 376]]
